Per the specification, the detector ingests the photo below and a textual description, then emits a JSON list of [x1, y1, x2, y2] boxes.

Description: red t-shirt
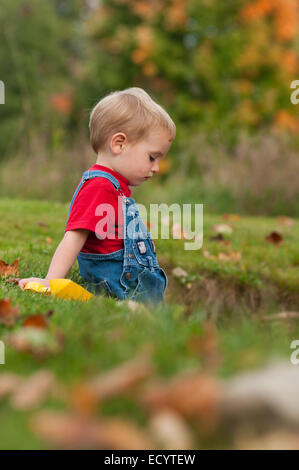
[[65, 164, 132, 254]]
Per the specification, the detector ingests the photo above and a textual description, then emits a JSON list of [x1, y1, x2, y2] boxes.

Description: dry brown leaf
[[5, 327, 64, 358], [0, 298, 20, 326], [99, 418, 155, 450], [86, 353, 154, 401], [45, 237, 52, 245], [69, 384, 99, 416], [171, 267, 188, 281], [148, 410, 195, 450], [261, 311, 299, 321], [0, 373, 22, 399], [276, 216, 294, 227], [172, 223, 187, 239], [235, 430, 299, 450], [0, 258, 20, 278], [4, 277, 21, 285], [31, 412, 155, 449], [218, 250, 242, 262], [265, 231, 283, 245], [10, 370, 61, 410], [23, 314, 49, 329], [222, 214, 241, 222], [212, 224, 233, 235], [140, 371, 222, 432], [187, 321, 221, 371], [203, 249, 241, 263], [203, 249, 217, 260], [38, 222, 48, 228]]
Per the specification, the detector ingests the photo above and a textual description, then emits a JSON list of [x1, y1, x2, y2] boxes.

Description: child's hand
[[18, 278, 50, 290]]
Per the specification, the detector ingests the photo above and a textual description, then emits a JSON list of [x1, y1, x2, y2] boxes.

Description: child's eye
[[149, 155, 155, 162]]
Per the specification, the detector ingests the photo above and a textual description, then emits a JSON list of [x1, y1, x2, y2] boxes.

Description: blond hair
[[89, 87, 176, 153]]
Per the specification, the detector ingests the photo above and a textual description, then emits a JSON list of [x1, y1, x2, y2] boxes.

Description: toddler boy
[[18, 87, 176, 304]]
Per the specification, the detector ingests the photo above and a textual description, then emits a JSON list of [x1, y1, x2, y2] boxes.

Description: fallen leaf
[[212, 224, 233, 235], [148, 410, 195, 450], [0, 258, 20, 278], [10, 370, 61, 410], [187, 321, 221, 371], [203, 250, 217, 261], [261, 311, 299, 321], [31, 412, 155, 449], [69, 384, 99, 416], [45, 237, 52, 245], [23, 314, 50, 329], [209, 233, 224, 241], [235, 430, 299, 450], [38, 222, 49, 228], [203, 249, 241, 263], [218, 250, 242, 262], [276, 217, 294, 227], [171, 267, 188, 281], [5, 327, 64, 358], [4, 277, 21, 285], [265, 231, 283, 245], [222, 214, 240, 222], [0, 298, 20, 326], [0, 373, 22, 399], [140, 372, 222, 433], [172, 223, 186, 239], [86, 353, 154, 401]]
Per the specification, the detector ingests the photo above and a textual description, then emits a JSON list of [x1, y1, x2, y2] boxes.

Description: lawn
[[0, 197, 298, 449]]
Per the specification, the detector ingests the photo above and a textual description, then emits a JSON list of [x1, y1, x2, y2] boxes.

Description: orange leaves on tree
[[0, 258, 20, 278], [274, 110, 299, 133], [280, 50, 299, 74], [240, 0, 274, 21], [131, 0, 162, 21], [274, 0, 299, 41], [50, 93, 72, 115], [240, 0, 299, 41], [158, 157, 172, 175], [165, 0, 188, 31], [131, 25, 157, 77]]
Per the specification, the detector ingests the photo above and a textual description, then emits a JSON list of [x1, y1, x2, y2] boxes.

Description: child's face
[[116, 127, 173, 186]]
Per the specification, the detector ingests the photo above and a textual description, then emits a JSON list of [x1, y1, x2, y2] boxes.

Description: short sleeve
[[65, 178, 120, 237]]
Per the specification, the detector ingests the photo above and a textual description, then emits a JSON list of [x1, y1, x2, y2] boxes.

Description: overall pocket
[[131, 267, 165, 304]]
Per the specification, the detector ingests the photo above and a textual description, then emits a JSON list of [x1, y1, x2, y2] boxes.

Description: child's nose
[[152, 160, 159, 173]]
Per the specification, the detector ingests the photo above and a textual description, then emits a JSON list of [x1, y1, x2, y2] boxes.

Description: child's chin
[[130, 180, 142, 187]]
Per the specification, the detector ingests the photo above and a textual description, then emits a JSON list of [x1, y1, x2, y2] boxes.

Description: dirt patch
[[160, 258, 299, 319]]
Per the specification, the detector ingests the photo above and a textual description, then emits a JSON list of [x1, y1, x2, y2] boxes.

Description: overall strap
[[65, 170, 122, 228]]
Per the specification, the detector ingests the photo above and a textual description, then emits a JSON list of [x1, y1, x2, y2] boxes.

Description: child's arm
[[18, 229, 90, 290]]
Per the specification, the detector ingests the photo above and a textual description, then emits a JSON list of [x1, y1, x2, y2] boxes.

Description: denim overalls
[[65, 170, 168, 305]]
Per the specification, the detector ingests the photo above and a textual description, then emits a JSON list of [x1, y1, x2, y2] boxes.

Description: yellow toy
[[24, 279, 93, 302]]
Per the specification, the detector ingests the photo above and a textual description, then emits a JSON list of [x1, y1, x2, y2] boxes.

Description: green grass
[[0, 197, 298, 449]]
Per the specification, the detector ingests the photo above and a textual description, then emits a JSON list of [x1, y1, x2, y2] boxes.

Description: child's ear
[[111, 132, 127, 154]]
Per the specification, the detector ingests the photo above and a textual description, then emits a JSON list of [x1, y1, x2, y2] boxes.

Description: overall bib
[[65, 170, 168, 305]]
